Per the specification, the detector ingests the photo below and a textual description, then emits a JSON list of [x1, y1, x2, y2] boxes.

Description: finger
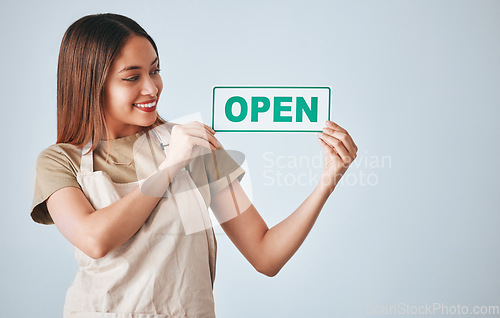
[[201, 130, 220, 149], [205, 124, 216, 134], [324, 122, 358, 152], [317, 138, 341, 159], [183, 126, 220, 148], [325, 121, 358, 152], [189, 135, 217, 151], [197, 134, 220, 149], [318, 136, 338, 155], [185, 121, 216, 134], [322, 127, 357, 158], [184, 125, 215, 139], [193, 126, 221, 148], [186, 123, 215, 136], [325, 121, 347, 134], [192, 132, 220, 149], [318, 132, 352, 163]]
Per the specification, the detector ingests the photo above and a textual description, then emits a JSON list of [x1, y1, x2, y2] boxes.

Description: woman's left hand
[[317, 120, 358, 192]]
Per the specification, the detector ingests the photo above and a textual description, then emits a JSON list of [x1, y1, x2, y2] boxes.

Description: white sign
[[212, 86, 331, 132]]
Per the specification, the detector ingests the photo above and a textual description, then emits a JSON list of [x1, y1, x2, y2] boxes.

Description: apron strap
[[80, 124, 173, 175], [80, 139, 94, 174], [150, 124, 171, 155], [151, 124, 190, 173]]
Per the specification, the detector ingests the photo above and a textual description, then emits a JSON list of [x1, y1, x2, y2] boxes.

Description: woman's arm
[[211, 121, 357, 276], [47, 122, 218, 259], [47, 174, 174, 259]]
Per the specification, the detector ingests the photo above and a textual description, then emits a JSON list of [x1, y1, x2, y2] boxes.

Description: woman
[[31, 13, 358, 317]]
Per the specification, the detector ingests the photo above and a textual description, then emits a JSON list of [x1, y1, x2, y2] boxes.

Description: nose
[[140, 75, 159, 97]]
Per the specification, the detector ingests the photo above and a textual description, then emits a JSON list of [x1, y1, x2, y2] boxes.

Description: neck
[[104, 124, 145, 140]]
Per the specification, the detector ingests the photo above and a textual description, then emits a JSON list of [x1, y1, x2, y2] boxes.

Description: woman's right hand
[[161, 121, 220, 174]]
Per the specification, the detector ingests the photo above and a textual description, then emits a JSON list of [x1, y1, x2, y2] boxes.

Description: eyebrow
[[118, 57, 159, 73]]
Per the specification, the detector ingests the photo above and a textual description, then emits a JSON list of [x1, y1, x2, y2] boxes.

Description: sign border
[[212, 86, 331, 132]]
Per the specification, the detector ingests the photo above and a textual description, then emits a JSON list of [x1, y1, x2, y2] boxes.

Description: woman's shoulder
[[37, 142, 82, 162], [38, 142, 81, 155], [35, 142, 82, 175]]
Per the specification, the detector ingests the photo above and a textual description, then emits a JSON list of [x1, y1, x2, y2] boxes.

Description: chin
[[137, 114, 158, 127]]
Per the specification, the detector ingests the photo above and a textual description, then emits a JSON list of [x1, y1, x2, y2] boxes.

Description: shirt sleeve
[[31, 146, 81, 225], [205, 145, 245, 197], [187, 144, 245, 207]]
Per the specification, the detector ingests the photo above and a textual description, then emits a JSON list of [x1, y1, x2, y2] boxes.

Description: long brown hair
[[56, 13, 167, 153]]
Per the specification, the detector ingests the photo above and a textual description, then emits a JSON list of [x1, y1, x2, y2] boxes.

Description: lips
[[133, 99, 157, 112]]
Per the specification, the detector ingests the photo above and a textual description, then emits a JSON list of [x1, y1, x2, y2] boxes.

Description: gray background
[[2, 0, 499, 317]]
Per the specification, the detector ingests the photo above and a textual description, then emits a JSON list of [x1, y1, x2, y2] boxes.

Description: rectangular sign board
[[212, 86, 331, 132]]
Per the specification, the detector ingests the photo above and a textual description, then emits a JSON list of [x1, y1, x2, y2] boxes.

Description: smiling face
[[102, 35, 163, 139]]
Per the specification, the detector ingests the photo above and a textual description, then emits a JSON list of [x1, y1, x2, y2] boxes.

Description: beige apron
[[63, 126, 217, 318]]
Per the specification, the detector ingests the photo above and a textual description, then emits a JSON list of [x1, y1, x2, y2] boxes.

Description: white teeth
[[134, 101, 157, 108]]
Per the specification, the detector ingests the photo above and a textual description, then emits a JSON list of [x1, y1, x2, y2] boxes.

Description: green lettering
[[225, 96, 248, 122], [273, 97, 293, 122], [251, 97, 270, 122], [296, 97, 318, 122]]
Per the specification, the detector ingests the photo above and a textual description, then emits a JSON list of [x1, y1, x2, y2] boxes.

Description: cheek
[[155, 77, 164, 95], [106, 84, 136, 107]]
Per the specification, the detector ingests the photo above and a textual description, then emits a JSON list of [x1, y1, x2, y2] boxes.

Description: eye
[[151, 68, 161, 75], [123, 76, 138, 82]]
